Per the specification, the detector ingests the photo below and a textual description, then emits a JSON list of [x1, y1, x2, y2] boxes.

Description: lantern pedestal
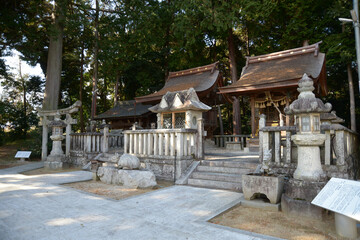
[[292, 134, 326, 181]]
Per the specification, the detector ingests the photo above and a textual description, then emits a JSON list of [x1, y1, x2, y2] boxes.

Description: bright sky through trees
[[0, 50, 44, 96]]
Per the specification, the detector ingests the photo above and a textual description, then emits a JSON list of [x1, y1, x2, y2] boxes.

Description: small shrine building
[[135, 62, 223, 136], [219, 42, 328, 137]]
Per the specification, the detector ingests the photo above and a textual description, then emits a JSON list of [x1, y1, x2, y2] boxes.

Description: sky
[[0, 50, 45, 96]]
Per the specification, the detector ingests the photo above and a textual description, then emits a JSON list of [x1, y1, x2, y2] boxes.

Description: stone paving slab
[[0, 163, 281, 240]]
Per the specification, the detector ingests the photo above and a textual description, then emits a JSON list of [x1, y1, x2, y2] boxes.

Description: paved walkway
[[0, 163, 280, 240]]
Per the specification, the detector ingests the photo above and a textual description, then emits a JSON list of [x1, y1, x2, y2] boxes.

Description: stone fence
[[123, 129, 198, 159], [213, 134, 250, 149], [70, 131, 124, 154], [259, 124, 359, 179]]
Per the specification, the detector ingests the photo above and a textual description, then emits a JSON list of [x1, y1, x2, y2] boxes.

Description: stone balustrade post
[[274, 131, 281, 164], [102, 124, 109, 153], [176, 132, 184, 157], [285, 131, 292, 164], [154, 133, 158, 155], [170, 133, 175, 156], [41, 116, 49, 161], [129, 133, 133, 154], [124, 133, 128, 153], [335, 130, 346, 165], [262, 131, 270, 163], [324, 130, 331, 165], [196, 118, 204, 159], [139, 133, 143, 155], [165, 133, 169, 155], [86, 134, 92, 152]]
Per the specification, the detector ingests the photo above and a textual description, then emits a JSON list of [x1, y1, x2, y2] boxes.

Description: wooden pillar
[[250, 95, 256, 137]]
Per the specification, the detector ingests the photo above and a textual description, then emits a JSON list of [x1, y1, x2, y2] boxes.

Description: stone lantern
[[284, 73, 332, 181], [45, 114, 67, 169]]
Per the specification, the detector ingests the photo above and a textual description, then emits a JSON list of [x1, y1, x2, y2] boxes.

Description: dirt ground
[[64, 179, 174, 200], [210, 205, 347, 240], [0, 143, 38, 169]]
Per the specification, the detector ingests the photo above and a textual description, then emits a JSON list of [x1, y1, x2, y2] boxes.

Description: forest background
[[0, 0, 358, 153]]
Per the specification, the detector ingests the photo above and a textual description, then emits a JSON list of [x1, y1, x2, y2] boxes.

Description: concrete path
[[0, 163, 280, 240]]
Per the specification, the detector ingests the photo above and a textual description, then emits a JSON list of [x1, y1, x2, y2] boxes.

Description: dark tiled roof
[[135, 62, 220, 103], [94, 100, 152, 120], [219, 42, 327, 95]]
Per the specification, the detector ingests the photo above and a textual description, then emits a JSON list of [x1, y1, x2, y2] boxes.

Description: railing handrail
[[213, 134, 251, 137], [123, 129, 197, 134], [70, 132, 103, 136]]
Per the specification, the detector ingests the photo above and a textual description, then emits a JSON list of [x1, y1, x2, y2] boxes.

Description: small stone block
[[240, 196, 280, 211], [44, 161, 63, 169]]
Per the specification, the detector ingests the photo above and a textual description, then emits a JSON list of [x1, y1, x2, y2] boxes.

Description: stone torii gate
[[37, 101, 81, 162]]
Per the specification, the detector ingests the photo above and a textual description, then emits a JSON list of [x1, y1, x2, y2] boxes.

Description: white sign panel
[[15, 151, 32, 159], [312, 178, 360, 221]]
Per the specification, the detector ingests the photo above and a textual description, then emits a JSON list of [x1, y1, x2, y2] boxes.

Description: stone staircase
[[187, 160, 258, 192]]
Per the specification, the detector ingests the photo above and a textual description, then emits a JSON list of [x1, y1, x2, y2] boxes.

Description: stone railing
[[213, 134, 250, 148], [259, 126, 297, 164], [259, 124, 359, 179], [70, 130, 124, 154], [108, 132, 124, 149], [123, 129, 199, 159], [70, 132, 103, 153]]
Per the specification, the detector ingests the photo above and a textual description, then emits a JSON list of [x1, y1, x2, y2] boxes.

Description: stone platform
[[0, 163, 280, 240]]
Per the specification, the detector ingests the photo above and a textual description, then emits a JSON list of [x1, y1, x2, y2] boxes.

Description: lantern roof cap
[[285, 73, 331, 115]]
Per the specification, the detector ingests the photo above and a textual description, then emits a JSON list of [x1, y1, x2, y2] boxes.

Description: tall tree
[[43, 0, 68, 110]]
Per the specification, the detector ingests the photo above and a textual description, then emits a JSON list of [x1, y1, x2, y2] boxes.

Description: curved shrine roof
[[135, 62, 220, 103], [219, 42, 327, 95]]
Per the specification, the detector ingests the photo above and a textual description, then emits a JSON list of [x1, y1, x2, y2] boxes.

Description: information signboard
[[14, 151, 32, 159], [312, 177, 360, 221]]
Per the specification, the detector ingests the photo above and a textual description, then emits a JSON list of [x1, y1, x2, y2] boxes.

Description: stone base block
[[240, 196, 280, 211], [44, 161, 63, 169], [284, 178, 326, 202], [281, 194, 324, 220], [97, 166, 157, 188], [225, 142, 242, 151], [242, 174, 284, 204]]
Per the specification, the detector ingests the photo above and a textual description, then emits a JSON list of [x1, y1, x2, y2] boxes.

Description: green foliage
[[0, 0, 359, 134]]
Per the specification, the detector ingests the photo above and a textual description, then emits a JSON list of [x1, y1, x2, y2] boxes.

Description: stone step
[[191, 171, 243, 183], [196, 165, 252, 175], [188, 178, 242, 192], [200, 160, 258, 170]]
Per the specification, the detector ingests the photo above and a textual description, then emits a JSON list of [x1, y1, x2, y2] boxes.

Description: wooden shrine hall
[[94, 100, 155, 129], [135, 62, 223, 136], [219, 42, 328, 137]]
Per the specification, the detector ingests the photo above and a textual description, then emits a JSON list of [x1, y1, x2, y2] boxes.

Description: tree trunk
[[347, 63, 356, 131], [91, 0, 99, 119], [227, 28, 241, 136], [79, 43, 85, 132], [19, 60, 27, 138], [114, 72, 119, 106], [43, 0, 66, 111]]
